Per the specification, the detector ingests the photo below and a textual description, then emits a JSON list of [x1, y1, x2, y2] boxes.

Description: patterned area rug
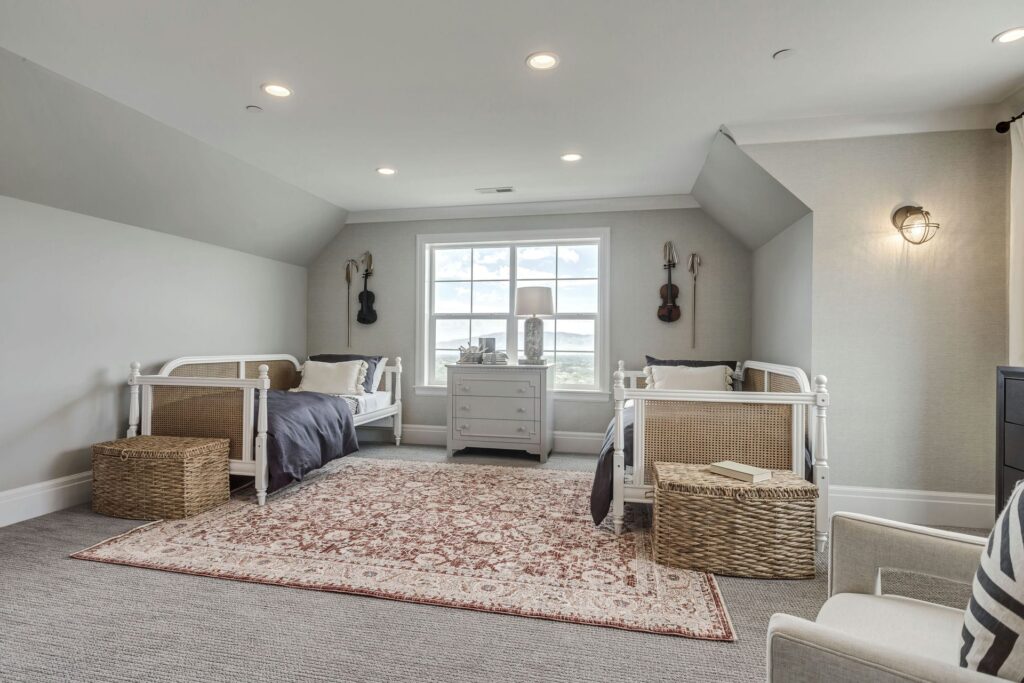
[[73, 457, 734, 640]]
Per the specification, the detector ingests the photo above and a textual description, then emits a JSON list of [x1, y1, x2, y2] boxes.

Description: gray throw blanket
[[261, 390, 360, 492]]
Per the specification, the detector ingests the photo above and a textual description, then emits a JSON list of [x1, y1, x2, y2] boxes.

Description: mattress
[[332, 391, 392, 415]]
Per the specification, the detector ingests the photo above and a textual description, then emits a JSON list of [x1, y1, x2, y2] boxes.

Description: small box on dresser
[[446, 363, 554, 462]]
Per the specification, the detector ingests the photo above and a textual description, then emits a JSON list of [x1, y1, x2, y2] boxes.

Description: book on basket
[[709, 461, 772, 483]]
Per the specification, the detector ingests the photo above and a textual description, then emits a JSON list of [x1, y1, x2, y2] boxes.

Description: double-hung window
[[416, 229, 609, 394]]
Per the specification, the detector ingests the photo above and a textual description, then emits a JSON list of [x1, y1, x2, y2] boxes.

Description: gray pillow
[[309, 354, 382, 393], [645, 356, 737, 371]]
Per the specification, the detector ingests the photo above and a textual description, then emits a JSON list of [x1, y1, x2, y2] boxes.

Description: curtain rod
[[997, 110, 1024, 134]]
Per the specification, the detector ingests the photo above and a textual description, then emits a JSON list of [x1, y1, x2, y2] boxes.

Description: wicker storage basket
[[653, 463, 818, 579], [92, 436, 230, 520]]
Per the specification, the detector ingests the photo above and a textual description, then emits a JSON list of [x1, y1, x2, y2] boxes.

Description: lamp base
[[518, 357, 548, 365], [523, 315, 546, 364]]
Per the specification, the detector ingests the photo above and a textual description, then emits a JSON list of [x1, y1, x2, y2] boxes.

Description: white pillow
[[293, 360, 368, 396], [368, 356, 388, 393], [643, 364, 732, 391]]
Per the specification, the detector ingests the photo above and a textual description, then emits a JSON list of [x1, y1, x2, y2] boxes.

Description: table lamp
[[515, 286, 554, 365]]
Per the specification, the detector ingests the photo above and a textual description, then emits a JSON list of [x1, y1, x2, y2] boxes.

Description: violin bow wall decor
[[344, 258, 361, 346], [687, 252, 701, 348], [657, 241, 681, 323], [356, 251, 377, 325]]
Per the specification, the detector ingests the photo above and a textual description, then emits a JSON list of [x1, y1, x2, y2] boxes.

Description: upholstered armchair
[[766, 512, 1000, 682]]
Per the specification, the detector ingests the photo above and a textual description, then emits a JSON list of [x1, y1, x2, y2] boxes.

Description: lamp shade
[[515, 286, 554, 316]]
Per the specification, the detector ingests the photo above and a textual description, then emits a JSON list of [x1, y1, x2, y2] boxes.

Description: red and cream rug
[[73, 457, 735, 640]]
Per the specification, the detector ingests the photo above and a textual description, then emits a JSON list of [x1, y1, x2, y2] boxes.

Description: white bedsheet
[[351, 391, 392, 414], [329, 391, 392, 415]]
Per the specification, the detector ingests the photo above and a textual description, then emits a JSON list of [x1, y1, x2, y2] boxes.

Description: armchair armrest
[[829, 513, 986, 597], [767, 614, 998, 682]]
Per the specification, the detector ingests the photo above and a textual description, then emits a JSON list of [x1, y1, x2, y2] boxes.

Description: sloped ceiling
[[691, 131, 810, 250], [0, 48, 346, 266], [2, 0, 1022, 213]]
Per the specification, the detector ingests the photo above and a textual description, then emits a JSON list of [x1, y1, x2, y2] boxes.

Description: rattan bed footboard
[[126, 354, 403, 505], [611, 359, 830, 551]]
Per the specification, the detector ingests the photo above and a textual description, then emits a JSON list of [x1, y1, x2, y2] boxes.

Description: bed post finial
[[254, 364, 270, 505], [393, 357, 403, 446], [127, 362, 141, 438], [813, 374, 830, 552], [616, 359, 625, 374]]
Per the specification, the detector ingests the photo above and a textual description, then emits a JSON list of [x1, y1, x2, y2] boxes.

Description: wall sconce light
[[892, 205, 939, 245]]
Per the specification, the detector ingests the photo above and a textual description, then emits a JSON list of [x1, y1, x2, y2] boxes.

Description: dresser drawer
[[1008, 379, 1024, 426], [453, 396, 536, 421], [1006, 423, 1024, 471], [452, 418, 539, 443], [451, 374, 539, 398], [1005, 466, 1024, 506]]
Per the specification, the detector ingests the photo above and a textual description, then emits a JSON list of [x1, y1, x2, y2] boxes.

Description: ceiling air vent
[[475, 186, 515, 194]]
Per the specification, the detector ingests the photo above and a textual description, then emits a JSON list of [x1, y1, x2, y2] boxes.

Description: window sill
[[414, 384, 609, 402]]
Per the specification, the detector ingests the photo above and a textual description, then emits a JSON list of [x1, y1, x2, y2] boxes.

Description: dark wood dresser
[[997, 366, 1024, 513]]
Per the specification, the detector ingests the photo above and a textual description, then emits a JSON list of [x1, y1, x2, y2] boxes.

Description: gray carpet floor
[[0, 444, 984, 683]]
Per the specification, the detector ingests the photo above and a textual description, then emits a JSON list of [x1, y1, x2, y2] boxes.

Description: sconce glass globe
[[892, 206, 939, 245]]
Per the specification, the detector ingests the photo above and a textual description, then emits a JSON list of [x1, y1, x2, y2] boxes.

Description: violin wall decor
[[657, 241, 682, 323], [356, 251, 377, 325]]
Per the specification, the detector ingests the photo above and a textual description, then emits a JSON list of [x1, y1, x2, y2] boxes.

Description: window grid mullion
[[509, 246, 519, 361], [427, 238, 602, 388]]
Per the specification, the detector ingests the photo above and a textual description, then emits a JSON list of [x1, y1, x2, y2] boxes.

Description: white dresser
[[446, 364, 554, 462]]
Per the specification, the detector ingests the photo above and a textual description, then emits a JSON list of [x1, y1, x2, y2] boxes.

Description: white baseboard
[[0, 471, 92, 527], [357, 423, 446, 446], [358, 424, 604, 454], [830, 485, 994, 530], [553, 431, 604, 455]]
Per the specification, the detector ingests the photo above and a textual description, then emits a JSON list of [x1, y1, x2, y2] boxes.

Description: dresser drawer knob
[[517, 387, 526, 393], [517, 407, 526, 413], [459, 406, 469, 411], [517, 427, 526, 432]]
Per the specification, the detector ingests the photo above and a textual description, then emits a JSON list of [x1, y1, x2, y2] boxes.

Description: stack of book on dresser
[[709, 461, 772, 483]]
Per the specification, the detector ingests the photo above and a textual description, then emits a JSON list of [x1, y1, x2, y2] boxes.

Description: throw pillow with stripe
[[961, 482, 1024, 677]]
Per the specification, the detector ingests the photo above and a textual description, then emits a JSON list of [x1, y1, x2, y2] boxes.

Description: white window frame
[[414, 228, 611, 400]]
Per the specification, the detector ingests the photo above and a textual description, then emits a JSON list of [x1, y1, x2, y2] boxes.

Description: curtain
[[1010, 119, 1024, 365]]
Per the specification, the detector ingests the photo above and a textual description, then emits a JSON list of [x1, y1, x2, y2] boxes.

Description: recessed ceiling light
[[560, 153, 582, 162], [376, 167, 397, 176], [526, 52, 559, 70], [261, 83, 292, 97], [993, 27, 1024, 43]]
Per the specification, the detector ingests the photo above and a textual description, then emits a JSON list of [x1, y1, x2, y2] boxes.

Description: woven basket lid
[[93, 435, 230, 459], [653, 463, 818, 500]]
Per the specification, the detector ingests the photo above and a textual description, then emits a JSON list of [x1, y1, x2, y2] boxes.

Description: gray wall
[[751, 213, 813, 375], [308, 209, 752, 434], [0, 195, 307, 491], [745, 130, 1008, 494], [692, 131, 810, 250], [0, 47, 347, 266]]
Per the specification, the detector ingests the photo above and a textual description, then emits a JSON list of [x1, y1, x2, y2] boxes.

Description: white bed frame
[[612, 360, 830, 551], [126, 354, 402, 505]]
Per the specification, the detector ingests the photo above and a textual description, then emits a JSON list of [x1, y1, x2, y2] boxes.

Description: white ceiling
[[1, 0, 1022, 214]]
